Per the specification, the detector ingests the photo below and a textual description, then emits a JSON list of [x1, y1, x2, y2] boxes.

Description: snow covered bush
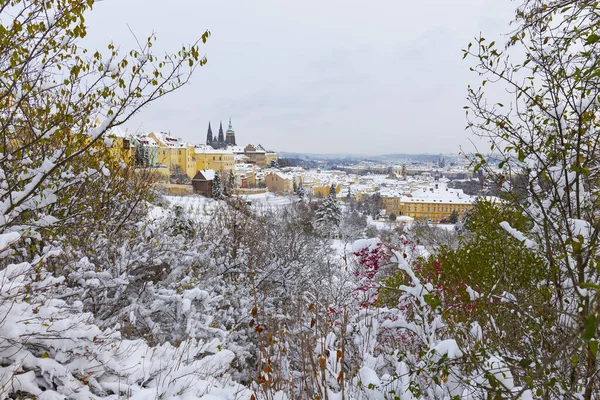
[[462, 0, 600, 396], [0, 247, 250, 399], [0, 1, 242, 398]]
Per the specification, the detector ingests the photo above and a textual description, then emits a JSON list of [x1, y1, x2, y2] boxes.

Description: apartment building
[[381, 183, 474, 221]]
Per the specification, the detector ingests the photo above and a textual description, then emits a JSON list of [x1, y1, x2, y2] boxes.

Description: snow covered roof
[[194, 145, 233, 155], [133, 134, 159, 147], [234, 163, 255, 172], [227, 145, 246, 154], [192, 169, 215, 181], [382, 183, 475, 205], [106, 126, 129, 138], [269, 171, 293, 180], [152, 132, 187, 148]]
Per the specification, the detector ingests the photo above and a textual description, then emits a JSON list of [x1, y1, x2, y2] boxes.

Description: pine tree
[[212, 174, 223, 199], [315, 187, 341, 230], [328, 183, 336, 197], [296, 183, 306, 199], [448, 210, 459, 224], [134, 144, 151, 167], [220, 171, 234, 197], [227, 170, 235, 195]]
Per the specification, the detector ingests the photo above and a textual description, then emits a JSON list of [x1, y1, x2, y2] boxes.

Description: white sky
[[84, 0, 516, 155]]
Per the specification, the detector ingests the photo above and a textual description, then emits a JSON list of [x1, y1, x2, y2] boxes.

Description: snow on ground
[[147, 193, 296, 225], [367, 216, 456, 232], [437, 223, 457, 231], [166, 195, 219, 221], [331, 239, 354, 261], [240, 192, 295, 209]]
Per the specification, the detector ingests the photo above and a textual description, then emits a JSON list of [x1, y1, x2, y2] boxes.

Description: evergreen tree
[[212, 174, 223, 199], [221, 170, 235, 197], [328, 183, 337, 197], [228, 170, 235, 191], [315, 188, 341, 229], [134, 144, 150, 167], [448, 210, 459, 224], [296, 182, 306, 199]]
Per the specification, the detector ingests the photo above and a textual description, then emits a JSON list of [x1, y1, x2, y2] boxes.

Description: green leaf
[[590, 339, 598, 357], [583, 314, 597, 340], [518, 358, 533, 368], [40, 352, 50, 359], [423, 294, 442, 311], [580, 282, 600, 292], [586, 34, 600, 45]]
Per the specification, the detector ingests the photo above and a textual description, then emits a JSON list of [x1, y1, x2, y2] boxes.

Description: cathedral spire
[[218, 121, 225, 145], [206, 122, 213, 145]]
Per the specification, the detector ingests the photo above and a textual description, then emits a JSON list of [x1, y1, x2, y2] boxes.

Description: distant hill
[[278, 152, 445, 163]]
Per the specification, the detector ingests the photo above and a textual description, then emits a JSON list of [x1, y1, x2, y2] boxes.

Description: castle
[[206, 118, 236, 149]]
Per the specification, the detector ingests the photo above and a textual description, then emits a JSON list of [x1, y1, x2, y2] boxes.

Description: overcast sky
[[84, 0, 516, 155]]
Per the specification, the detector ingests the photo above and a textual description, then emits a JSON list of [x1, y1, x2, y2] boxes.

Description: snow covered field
[[164, 192, 295, 213]]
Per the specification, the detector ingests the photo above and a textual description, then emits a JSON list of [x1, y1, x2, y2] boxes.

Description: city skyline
[[83, 0, 515, 155]]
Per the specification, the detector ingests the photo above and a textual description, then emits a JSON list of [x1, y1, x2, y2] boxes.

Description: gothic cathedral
[[206, 118, 236, 149]]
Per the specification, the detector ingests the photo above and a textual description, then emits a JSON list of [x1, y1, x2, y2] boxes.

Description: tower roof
[[226, 118, 235, 134], [218, 121, 225, 142], [206, 121, 213, 144]]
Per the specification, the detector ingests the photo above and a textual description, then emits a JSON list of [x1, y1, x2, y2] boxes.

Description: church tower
[[206, 122, 213, 146], [217, 121, 225, 148], [226, 118, 236, 146]]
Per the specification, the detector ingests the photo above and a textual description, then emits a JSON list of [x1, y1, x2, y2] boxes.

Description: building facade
[[382, 184, 474, 221], [191, 169, 215, 197], [265, 171, 294, 193]]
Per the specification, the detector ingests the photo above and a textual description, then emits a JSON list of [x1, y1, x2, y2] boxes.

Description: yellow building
[[382, 185, 474, 222], [312, 183, 341, 197], [265, 152, 279, 168], [105, 136, 135, 164], [243, 144, 278, 168], [265, 171, 294, 193], [193, 145, 235, 174], [148, 132, 193, 178]]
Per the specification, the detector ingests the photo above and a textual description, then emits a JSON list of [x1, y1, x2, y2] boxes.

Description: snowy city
[[1, 0, 599, 399]]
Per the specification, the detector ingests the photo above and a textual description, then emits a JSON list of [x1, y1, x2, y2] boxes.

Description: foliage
[[463, 0, 600, 396], [295, 182, 305, 199], [0, 0, 220, 397], [314, 188, 341, 232], [212, 172, 223, 199], [448, 210, 459, 224]]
